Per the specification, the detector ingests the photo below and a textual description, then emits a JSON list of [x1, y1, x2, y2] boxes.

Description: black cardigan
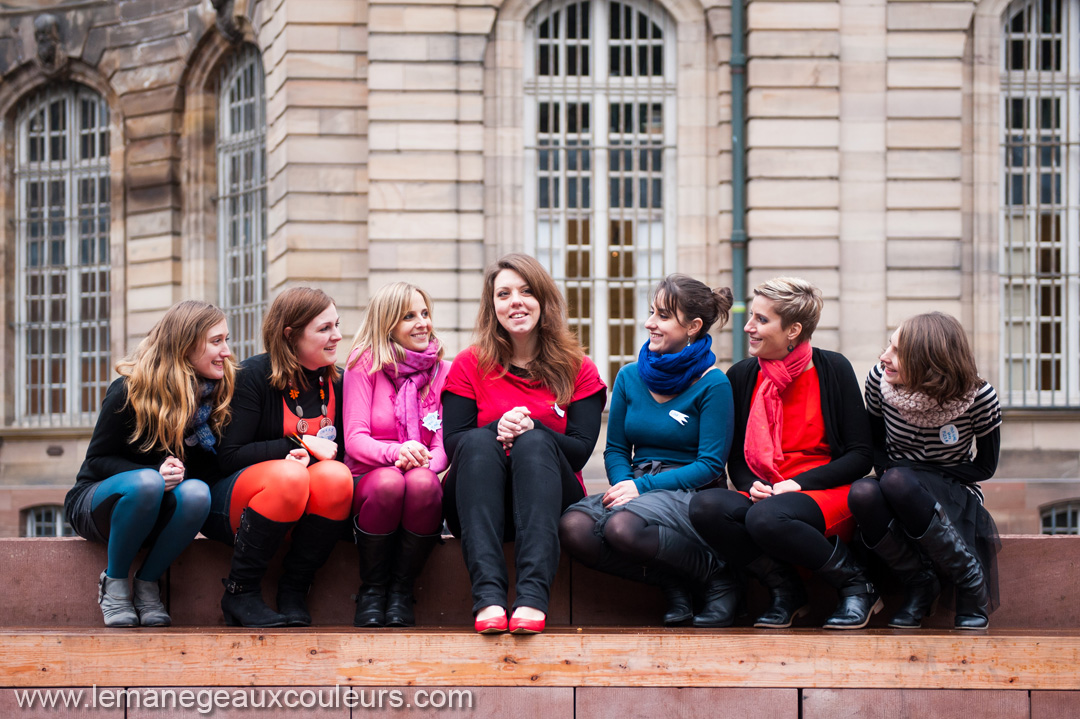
[[217, 353, 345, 477], [725, 347, 873, 492], [65, 377, 221, 541]]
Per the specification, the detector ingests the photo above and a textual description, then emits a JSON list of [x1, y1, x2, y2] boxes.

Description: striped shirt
[[864, 364, 1002, 468]]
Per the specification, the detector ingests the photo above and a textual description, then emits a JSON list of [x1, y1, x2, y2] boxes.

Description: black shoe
[[745, 555, 809, 628], [220, 508, 290, 628], [816, 539, 883, 630], [692, 567, 742, 628], [649, 526, 740, 628], [354, 526, 395, 628], [866, 521, 940, 628], [912, 504, 989, 629], [277, 514, 345, 627], [385, 530, 439, 627], [661, 585, 694, 626]]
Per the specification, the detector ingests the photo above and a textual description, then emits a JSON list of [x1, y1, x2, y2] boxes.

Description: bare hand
[[159, 456, 185, 490], [496, 406, 534, 447], [602, 480, 640, 508], [286, 448, 311, 467], [771, 479, 802, 495], [396, 440, 432, 471], [300, 434, 338, 462], [749, 480, 773, 503]]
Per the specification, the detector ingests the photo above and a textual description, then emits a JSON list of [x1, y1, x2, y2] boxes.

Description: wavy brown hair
[[474, 253, 584, 406], [118, 300, 236, 458], [896, 312, 983, 405], [347, 282, 444, 388], [262, 287, 339, 391]]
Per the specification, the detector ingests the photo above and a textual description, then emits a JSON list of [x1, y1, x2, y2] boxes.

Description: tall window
[[526, 0, 675, 384], [14, 85, 110, 426], [1001, 0, 1080, 406], [218, 45, 268, 361]]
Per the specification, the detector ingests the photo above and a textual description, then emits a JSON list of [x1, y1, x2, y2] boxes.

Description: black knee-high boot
[[277, 514, 344, 626], [912, 503, 989, 629], [649, 527, 741, 628], [866, 520, 940, 628], [744, 554, 809, 628], [385, 530, 440, 627], [815, 538, 883, 629], [221, 508, 290, 628], [354, 527, 395, 627]]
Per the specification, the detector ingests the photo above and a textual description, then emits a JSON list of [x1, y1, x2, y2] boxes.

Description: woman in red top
[[442, 254, 606, 634], [688, 277, 878, 629]]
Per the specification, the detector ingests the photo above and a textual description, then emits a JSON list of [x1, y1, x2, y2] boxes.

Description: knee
[[509, 429, 557, 460], [127, 469, 166, 508], [363, 468, 407, 507], [558, 510, 594, 550], [847, 477, 881, 513], [403, 468, 443, 505], [602, 511, 638, 553], [172, 479, 211, 519], [743, 502, 781, 543], [266, 461, 312, 510], [456, 428, 503, 458], [689, 489, 724, 528], [879, 467, 918, 503], [308, 461, 355, 511]]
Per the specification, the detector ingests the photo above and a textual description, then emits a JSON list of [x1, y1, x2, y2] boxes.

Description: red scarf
[[744, 342, 813, 484]]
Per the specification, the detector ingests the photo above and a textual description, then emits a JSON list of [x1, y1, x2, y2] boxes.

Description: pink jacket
[[343, 348, 451, 477]]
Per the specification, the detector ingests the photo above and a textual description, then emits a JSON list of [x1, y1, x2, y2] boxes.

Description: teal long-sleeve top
[[603, 362, 735, 493]]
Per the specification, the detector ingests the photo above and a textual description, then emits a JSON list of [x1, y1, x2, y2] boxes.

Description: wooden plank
[[1, 629, 1078, 690]]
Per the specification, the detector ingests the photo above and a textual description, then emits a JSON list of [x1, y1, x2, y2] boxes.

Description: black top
[[217, 353, 345, 477], [64, 376, 221, 541], [725, 347, 873, 492]]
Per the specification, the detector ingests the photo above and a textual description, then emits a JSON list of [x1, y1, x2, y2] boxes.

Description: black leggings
[[443, 428, 584, 614], [688, 488, 833, 570], [847, 468, 938, 545]]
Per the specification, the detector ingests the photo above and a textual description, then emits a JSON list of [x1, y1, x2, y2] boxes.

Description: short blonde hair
[[347, 282, 443, 374], [752, 277, 823, 343]]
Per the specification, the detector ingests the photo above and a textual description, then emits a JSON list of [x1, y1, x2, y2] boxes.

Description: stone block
[[886, 31, 968, 59], [748, 148, 840, 178], [886, 3, 974, 31], [748, 58, 840, 86], [886, 150, 961, 179], [108, 11, 188, 47], [749, 238, 840, 267], [885, 180, 961, 210], [284, 0, 362, 24], [277, 79, 366, 108], [1032, 692, 1080, 719], [885, 269, 962, 298], [369, 153, 464, 181], [886, 239, 961, 268], [749, 88, 840, 117], [886, 120, 962, 149], [369, 92, 463, 121], [804, 689, 1027, 719], [748, 30, 840, 57], [886, 210, 962, 239], [749, 119, 839, 147], [749, 2, 841, 31], [283, 52, 359, 80], [887, 59, 963, 88], [886, 89, 962, 119], [749, 179, 839, 208], [747, 209, 839, 238], [120, 86, 182, 118], [577, 688, 798, 719]]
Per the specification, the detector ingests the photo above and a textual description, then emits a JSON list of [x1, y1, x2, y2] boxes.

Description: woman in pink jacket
[[343, 282, 451, 627]]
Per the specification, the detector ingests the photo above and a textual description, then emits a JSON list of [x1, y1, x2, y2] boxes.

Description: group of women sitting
[[66, 253, 1000, 634]]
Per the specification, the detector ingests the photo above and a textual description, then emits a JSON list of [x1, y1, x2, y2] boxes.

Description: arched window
[[1040, 499, 1080, 533], [14, 84, 110, 425], [217, 45, 267, 361], [526, 0, 676, 384], [1000, 0, 1080, 406], [22, 504, 74, 537]]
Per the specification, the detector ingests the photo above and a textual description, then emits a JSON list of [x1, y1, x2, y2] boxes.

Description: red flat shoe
[[508, 615, 545, 634], [475, 613, 508, 634]]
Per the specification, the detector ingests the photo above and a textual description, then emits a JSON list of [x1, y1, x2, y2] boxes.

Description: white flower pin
[[669, 410, 689, 426], [553, 402, 565, 418], [422, 412, 442, 432]]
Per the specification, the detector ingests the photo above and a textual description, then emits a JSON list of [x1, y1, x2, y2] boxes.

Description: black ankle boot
[[816, 539, 883, 630], [660, 585, 694, 626], [385, 530, 440, 627], [745, 554, 809, 628], [692, 567, 743, 628], [867, 521, 940, 628], [912, 504, 989, 629], [221, 508, 290, 628], [650, 526, 740, 628], [354, 527, 395, 627], [277, 514, 345, 626]]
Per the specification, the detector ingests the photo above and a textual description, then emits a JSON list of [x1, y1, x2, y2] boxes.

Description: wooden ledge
[[4, 628, 1079, 690]]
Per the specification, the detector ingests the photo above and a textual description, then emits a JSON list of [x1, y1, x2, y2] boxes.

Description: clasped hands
[[497, 406, 534, 450], [286, 435, 339, 466], [749, 478, 802, 502]]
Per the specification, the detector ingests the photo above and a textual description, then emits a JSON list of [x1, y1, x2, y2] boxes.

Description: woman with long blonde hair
[[66, 300, 235, 627], [442, 254, 607, 634], [208, 288, 354, 628], [344, 282, 451, 627]]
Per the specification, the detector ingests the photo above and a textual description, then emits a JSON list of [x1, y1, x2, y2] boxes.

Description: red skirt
[[739, 484, 855, 543]]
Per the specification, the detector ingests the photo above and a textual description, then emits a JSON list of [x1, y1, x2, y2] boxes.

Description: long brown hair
[[262, 287, 339, 391], [896, 312, 982, 405], [347, 282, 445, 390], [118, 300, 236, 458], [475, 253, 583, 406]]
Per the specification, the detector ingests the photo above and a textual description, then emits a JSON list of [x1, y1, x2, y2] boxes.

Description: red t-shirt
[[443, 346, 606, 487]]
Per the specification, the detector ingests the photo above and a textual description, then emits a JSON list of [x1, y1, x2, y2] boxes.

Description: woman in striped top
[[849, 312, 1001, 629]]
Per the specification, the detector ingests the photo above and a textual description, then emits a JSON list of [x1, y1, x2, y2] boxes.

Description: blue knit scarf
[[636, 334, 716, 396], [184, 382, 217, 454]]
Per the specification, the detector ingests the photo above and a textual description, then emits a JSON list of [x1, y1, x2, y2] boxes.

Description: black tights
[[688, 488, 833, 570], [848, 468, 938, 545], [558, 509, 659, 567]]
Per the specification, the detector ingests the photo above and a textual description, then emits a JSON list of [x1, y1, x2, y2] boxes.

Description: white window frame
[[13, 84, 111, 426], [524, 0, 677, 386], [217, 45, 268, 361], [24, 505, 74, 537], [1000, 0, 1080, 407]]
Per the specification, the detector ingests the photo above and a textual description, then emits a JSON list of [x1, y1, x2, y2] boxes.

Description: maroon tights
[[352, 466, 443, 535]]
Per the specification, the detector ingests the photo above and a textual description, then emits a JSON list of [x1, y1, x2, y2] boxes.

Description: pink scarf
[[744, 342, 813, 485], [385, 339, 441, 443]]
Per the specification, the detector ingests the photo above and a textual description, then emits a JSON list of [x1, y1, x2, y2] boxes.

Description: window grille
[[1001, 0, 1080, 406], [218, 45, 268, 361], [24, 505, 74, 537], [14, 84, 111, 426], [1040, 499, 1080, 533], [526, 0, 676, 385]]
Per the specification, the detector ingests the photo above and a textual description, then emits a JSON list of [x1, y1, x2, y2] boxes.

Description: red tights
[[228, 458, 353, 531], [352, 466, 443, 535]]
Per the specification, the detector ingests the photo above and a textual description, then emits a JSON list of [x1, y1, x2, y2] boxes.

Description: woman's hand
[[396, 440, 432, 471], [749, 480, 774, 503], [771, 479, 802, 495], [602, 480, 640, 508], [496, 406, 534, 448], [159, 456, 185, 490], [286, 448, 311, 467], [300, 434, 338, 462]]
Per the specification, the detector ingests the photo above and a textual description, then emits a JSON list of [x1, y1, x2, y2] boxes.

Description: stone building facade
[[0, 0, 1076, 537]]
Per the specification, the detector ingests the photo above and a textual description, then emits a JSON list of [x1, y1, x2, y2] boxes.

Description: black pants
[[443, 428, 584, 614], [689, 488, 833, 570]]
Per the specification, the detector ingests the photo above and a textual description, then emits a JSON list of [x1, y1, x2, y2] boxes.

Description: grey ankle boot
[[98, 571, 138, 627], [133, 578, 172, 627]]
